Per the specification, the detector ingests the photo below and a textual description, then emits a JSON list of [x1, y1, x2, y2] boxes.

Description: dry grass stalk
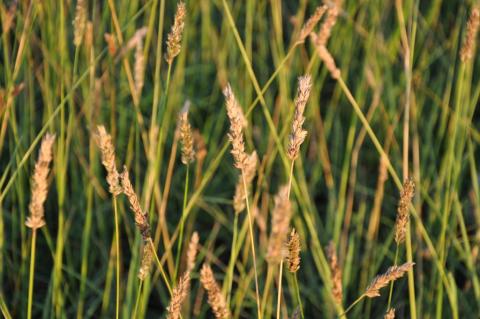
[[138, 243, 154, 280], [223, 83, 248, 170], [327, 241, 342, 304], [73, 0, 86, 46], [394, 178, 415, 244], [26, 133, 56, 229], [178, 101, 195, 165], [233, 151, 258, 213], [167, 271, 191, 319], [384, 308, 395, 319], [165, 1, 186, 64], [134, 39, 145, 96], [288, 75, 312, 160], [311, 33, 341, 79], [286, 228, 301, 273], [266, 186, 292, 263], [200, 264, 230, 319], [186, 231, 199, 273], [95, 126, 123, 196], [460, 6, 480, 62], [365, 262, 415, 298], [298, 5, 328, 42], [120, 166, 151, 240], [316, 4, 339, 46]]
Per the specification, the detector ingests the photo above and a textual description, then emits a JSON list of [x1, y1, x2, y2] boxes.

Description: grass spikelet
[[286, 228, 301, 273], [460, 6, 480, 62], [311, 33, 341, 79], [327, 241, 342, 305], [266, 185, 292, 263], [288, 75, 312, 160], [316, 3, 339, 46], [365, 262, 415, 298], [384, 308, 395, 319], [73, 0, 86, 46], [120, 166, 151, 240], [223, 83, 248, 170], [233, 151, 258, 213], [95, 126, 122, 196], [394, 178, 415, 245], [134, 40, 145, 96], [104, 33, 117, 56], [167, 272, 190, 319], [165, 1, 186, 64], [298, 5, 328, 42], [178, 101, 195, 165], [200, 264, 230, 319], [137, 243, 153, 280], [186, 231, 199, 273], [26, 133, 56, 229]]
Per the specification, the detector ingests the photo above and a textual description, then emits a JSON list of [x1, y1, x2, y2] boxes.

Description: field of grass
[[1, 0, 480, 318]]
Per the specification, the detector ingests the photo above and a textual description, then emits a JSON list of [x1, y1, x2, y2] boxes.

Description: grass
[[1, 0, 480, 318]]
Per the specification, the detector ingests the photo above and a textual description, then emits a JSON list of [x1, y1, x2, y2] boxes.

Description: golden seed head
[[95, 126, 122, 196], [167, 272, 191, 319], [73, 0, 87, 46], [178, 101, 196, 165], [233, 151, 258, 213], [327, 241, 343, 304], [365, 262, 415, 298], [266, 186, 292, 263], [186, 231, 199, 273], [138, 243, 154, 280], [298, 5, 328, 42], [26, 133, 56, 229], [384, 308, 395, 319], [165, 1, 186, 64], [134, 39, 145, 96], [311, 33, 341, 79], [394, 178, 415, 244], [120, 166, 151, 240], [287, 228, 301, 272], [288, 75, 312, 160], [223, 83, 248, 170], [460, 6, 480, 62], [316, 4, 340, 46], [200, 264, 230, 319]]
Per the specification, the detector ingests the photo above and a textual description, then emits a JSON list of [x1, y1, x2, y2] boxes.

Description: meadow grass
[[1, 0, 480, 318]]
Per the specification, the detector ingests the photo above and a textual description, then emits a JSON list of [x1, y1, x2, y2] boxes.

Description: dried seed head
[[85, 21, 93, 51], [394, 178, 415, 244], [384, 308, 395, 319], [200, 264, 230, 319], [233, 151, 258, 213], [327, 241, 342, 304], [165, 2, 186, 64], [186, 231, 199, 273], [178, 101, 195, 165], [288, 75, 312, 160], [26, 133, 56, 229], [460, 6, 480, 62], [138, 243, 154, 280], [299, 5, 328, 42], [286, 228, 301, 272], [95, 126, 122, 196], [223, 83, 248, 170], [167, 272, 191, 319], [73, 0, 87, 46], [120, 166, 151, 240], [365, 262, 415, 298], [266, 186, 292, 263], [104, 33, 117, 56], [311, 33, 341, 79], [316, 4, 339, 46], [134, 40, 145, 96], [193, 129, 207, 163]]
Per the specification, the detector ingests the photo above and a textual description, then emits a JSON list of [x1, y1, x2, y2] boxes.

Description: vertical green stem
[[27, 229, 37, 319], [293, 273, 304, 319], [113, 198, 120, 319], [276, 261, 284, 319], [387, 245, 399, 310], [225, 212, 239, 308], [148, 238, 173, 296], [133, 280, 143, 319], [174, 165, 189, 283]]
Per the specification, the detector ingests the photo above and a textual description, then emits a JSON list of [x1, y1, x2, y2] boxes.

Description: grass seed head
[[167, 271, 190, 319], [384, 308, 395, 319], [287, 228, 301, 272], [178, 101, 195, 165], [73, 0, 87, 46], [327, 241, 343, 304], [138, 243, 153, 280], [394, 178, 415, 244], [460, 6, 480, 62], [266, 185, 292, 263], [298, 5, 328, 42], [233, 151, 258, 213], [288, 75, 312, 160], [200, 264, 230, 319], [95, 126, 123, 196], [165, 1, 186, 64], [186, 231, 199, 273], [365, 262, 415, 298]]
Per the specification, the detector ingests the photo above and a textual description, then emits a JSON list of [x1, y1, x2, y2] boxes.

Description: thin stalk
[[133, 280, 144, 319], [113, 198, 120, 319], [340, 294, 365, 318], [293, 273, 304, 319], [225, 212, 239, 308], [387, 246, 399, 310], [174, 164, 190, 282], [148, 238, 173, 296], [27, 230, 37, 319], [276, 261, 284, 319], [241, 170, 262, 319]]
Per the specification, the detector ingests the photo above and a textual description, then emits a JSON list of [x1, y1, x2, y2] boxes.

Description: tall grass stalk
[[26, 230, 37, 319], [174, 164, 190, 282]]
